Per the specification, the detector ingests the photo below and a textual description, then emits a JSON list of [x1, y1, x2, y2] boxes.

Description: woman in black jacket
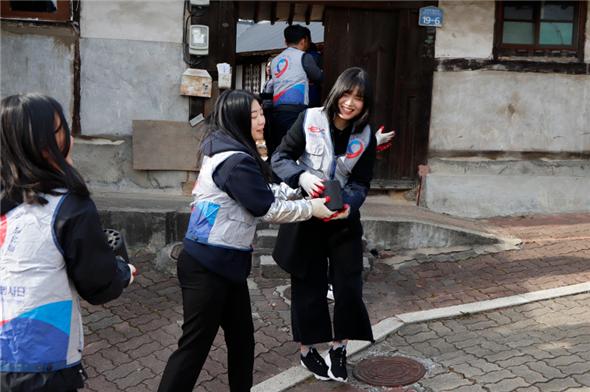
[[271, 67, 376, 383]]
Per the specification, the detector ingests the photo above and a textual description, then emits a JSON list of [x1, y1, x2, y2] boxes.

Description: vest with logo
[[271, 47, 309, 107], [300, 107, 372, 187], [186, 151, 258, 251], [0, 193, 84, 372]]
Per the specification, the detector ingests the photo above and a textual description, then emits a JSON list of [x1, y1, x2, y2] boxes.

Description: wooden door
[[323, 6, 434, 187]]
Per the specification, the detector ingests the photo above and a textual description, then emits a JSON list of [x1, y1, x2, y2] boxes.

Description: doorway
[[323, 6, 435, 187]]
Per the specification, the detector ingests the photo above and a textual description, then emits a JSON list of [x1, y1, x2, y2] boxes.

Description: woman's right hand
[[299, 171, 325, 197], [310, 197, 334, 219]]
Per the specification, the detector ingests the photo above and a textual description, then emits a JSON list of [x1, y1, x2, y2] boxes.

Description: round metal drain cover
[[353, 356, 426, 387]]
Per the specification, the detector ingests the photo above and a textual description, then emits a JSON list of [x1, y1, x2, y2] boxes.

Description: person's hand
[[299, 171, 325, 197], [322, 204, 350, 222], [309, 197, 333, 219], [128, 263, 138, 285], [376, 125, 395, 152]]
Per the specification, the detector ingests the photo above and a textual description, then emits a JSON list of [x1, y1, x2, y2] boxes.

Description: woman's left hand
[[376, 125, 395, 152]]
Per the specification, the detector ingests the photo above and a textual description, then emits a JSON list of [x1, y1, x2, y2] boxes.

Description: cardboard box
[[180, 68, 212, 98]]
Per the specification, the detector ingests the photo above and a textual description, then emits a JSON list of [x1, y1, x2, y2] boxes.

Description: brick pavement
[[289, 292, 590, 391], [80, 212, 590, 391]]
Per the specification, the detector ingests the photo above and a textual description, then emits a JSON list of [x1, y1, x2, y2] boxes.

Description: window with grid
[[1, 1, 72, 22], [243, 64, 262, 94], [494, 1, 587, 59]]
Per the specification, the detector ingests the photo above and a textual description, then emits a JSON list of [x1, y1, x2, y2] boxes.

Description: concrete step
[[254, 229, 278, 250]]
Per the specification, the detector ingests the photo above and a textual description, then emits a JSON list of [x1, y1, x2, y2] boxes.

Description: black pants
[[268, 107, 305, 156], [290, 231, 374, 345], [158, 251, 254, 392]]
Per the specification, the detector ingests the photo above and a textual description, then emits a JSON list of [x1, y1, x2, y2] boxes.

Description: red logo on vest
[[346, 139, 364, 159], [274, 58, 288, 78], [0, 215, 7, 247], [308, 125, 324, 133]]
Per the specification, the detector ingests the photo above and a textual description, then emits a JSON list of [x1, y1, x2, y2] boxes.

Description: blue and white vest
[[0, 193, 83, 372], [300, 107, 372, 187], [271, 47, 309, 107], [186, 151, 257, 251]]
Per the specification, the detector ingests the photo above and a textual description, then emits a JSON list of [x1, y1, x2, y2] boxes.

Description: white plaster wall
[[435, 1, 495, 59], [585, 4, 590, 63], [430, 70, 590, 152], [80, 0, 183, 43], [424, 174, 590, 218], [80, 38, 187, 136], [1, 28, 74, 118]]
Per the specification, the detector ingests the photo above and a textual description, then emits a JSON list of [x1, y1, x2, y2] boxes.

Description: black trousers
[[158, 251, 254, 392], [290, 230, 374, 345]]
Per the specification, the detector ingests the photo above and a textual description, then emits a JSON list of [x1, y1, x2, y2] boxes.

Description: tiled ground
[[80, 212, 590, 391]]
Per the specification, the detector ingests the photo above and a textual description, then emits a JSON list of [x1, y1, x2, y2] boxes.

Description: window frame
[[494, 1, 587, 60], [0, 0, 72, 23]]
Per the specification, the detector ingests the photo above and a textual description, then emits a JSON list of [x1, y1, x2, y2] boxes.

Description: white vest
[[0, 193, 83, 372], [271, 47, 309, 107], [300, 107, 372, 187], [186, 151, 258, 251]]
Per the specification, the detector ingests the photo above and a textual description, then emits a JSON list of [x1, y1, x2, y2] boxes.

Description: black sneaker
[[300, 347, 330, 380], [325, 346, 347, 382]]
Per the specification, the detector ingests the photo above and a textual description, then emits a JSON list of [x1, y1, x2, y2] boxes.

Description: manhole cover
[[353, 356, 426, 387]]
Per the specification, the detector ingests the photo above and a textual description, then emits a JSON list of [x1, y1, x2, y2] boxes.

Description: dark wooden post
[[188, 0, 237, 119]]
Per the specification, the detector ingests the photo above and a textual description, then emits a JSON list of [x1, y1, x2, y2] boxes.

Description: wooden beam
[[287, 2, 295, 25], [304, 4, 312, 25], [270, 1, 277, 24], [253, 0, 259, 22]]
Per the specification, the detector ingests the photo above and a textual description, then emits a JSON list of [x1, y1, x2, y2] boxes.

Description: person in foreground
[[271, 67, 377, 382], [0, 93, 137, 392], [157, 90, 334, 392]]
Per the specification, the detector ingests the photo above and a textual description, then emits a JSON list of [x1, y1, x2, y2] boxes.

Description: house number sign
[[419, 6, 443, 27]]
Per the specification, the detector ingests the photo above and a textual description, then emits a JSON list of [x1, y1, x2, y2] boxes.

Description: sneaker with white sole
[[325, 346, 347, 382], [300, 347, 330, 380], [326, 284, 334, 301]]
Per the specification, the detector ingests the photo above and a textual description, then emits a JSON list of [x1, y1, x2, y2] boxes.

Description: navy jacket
[[183, 131, 275, 282]]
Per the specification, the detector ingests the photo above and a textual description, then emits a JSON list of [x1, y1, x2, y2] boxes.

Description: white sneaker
[[326, 284, 334, 301]]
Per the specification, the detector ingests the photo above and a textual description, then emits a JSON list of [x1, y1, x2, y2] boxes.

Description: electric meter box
[[189, 25, 209, 56]]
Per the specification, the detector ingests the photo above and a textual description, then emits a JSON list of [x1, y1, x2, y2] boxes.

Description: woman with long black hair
[[271, 67, 377, 383], [158, 90, 334, 392], [0, 93, 136, 391]]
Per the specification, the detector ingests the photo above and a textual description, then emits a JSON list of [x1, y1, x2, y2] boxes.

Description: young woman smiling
[[271, 67, 376, 382]]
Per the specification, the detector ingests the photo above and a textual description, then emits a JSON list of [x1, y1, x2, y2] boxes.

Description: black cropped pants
[[290, 229, 374, 345], [158, 251, 254, 392]]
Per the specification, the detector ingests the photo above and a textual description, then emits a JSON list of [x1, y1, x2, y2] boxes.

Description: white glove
[[128, 263, 137, 285], [375, 126, 396, 152], [298, 171, 325, 197], [326, 204, 350, 221], [309, 197, 333, 219]]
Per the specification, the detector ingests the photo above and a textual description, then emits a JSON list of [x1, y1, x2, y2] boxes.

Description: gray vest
[[186, 151, 258, 251], [0, 193, 83, 372], [271, 47, 309, 107], [300, 107, 372, 187]]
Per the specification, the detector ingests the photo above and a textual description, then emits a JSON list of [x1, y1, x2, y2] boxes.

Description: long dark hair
[[1, 93, 89, 205], [205, 89, 272, 182], [323, 67, 373, 133]]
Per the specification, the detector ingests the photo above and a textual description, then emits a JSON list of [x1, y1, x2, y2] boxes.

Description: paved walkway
[[289, 293, 590, 391], [79, 210, 590, 392]]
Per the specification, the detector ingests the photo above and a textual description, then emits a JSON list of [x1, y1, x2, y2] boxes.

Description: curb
[[251, 281, 590, 392]]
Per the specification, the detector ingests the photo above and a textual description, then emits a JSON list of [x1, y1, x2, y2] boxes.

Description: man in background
[[268, 24, 323, 155]]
